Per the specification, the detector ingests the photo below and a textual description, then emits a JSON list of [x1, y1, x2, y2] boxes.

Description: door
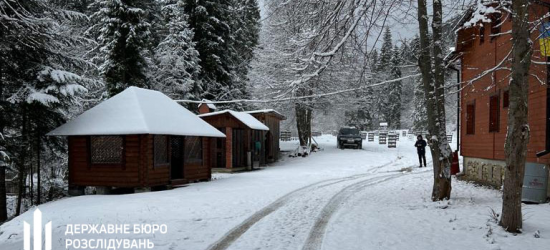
[[171, 136, 184, 179], [232, 129, 245, 167]]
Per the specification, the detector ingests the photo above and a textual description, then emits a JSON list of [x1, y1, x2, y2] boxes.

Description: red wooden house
[[48, 87, 225, 194], [456, 1, 550, 199], [199, 110, 269, 171], [245, 110, 286, 163]]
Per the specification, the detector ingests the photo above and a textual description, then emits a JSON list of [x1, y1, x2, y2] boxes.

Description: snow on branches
[[463, 0, 501, 28]]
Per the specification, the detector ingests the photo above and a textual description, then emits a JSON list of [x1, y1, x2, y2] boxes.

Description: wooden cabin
[[456, 1, 550, 198], [48, 87, 225, 194], [245, 110, 286, 163], [199, 110, 269, 171]]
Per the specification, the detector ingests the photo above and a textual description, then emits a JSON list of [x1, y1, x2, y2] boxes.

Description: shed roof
[[245, 109, 286, 120], [48, 87, 225, 137], [199, 110, 269, 131], [198, 99, 217, 110]]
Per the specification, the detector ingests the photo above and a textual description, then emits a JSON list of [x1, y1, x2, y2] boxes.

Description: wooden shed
[[245, 110, 286, 163], [47, 87, 225, 194], [456, 1, 550, 198], [199, 110, 269, 171]]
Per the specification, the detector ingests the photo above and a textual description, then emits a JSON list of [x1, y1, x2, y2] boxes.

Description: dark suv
[[337, 127, 362, 149]]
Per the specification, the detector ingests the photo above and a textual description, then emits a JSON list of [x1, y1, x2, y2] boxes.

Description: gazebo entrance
[[171, 136, 184, 180]]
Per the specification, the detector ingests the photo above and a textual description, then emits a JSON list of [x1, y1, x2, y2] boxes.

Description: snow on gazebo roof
[[48, 87, 225, 137], [199, 110, 269, 131], [198, 99, 217, 110]]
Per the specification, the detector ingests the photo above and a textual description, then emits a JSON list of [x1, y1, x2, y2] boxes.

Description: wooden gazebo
[[48, 87, 225, 194]]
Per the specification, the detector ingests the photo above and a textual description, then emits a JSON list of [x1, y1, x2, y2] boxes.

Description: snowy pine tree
[[184, 0, 232, 102], [90, 0, 152, 96], [184, 0, 260, 110], [377, 27, 393, 125], [377, 27, 393, 72], [228, 0, 260, 86], [408, 36, 428, 132], [0, 0, 90, 215], [411, 79, 428, 132], [152, 0, 201, 103], [387, 45, 402, 129]]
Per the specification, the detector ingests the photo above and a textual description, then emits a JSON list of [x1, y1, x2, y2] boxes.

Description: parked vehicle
[[337, 127, 362, 149]]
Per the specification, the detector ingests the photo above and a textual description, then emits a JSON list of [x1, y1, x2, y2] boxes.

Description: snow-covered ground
[[1, 135, 548, 250]]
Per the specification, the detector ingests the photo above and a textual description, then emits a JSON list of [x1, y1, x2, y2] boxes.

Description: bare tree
[[251, 0, 407, 146], [500, 0, 532, 233], [417, 0, 453, 201]]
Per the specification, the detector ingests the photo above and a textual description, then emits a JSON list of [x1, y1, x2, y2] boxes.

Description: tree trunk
[[29, 157, 33, 206], [295, 102, 308, 147], [15, 163, 26, 216], [431, 0, 453, 201], [16, 106, 28, 216], [0, 165, 7, 222], [295, 87, 313, 147], [36, 136, 41, 205], [500, 0, 532, 233], [417, 0, 452, 201]]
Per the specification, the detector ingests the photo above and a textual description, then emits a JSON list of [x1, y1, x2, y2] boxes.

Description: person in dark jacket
[[415, 135, 427, 167]]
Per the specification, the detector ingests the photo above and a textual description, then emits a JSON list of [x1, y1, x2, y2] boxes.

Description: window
[[184, 137, 202, 164], [154, 135, 169, 166], [479, 26, 485, 44], [90, 136, 123, 164], [489, 95, 500, 132], [503, 90, 509, 108], [466, 103, 476, 135]]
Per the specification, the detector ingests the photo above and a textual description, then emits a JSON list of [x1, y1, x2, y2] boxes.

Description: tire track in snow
[[205, 158, 400, 250], [301, 166, 432, 250]]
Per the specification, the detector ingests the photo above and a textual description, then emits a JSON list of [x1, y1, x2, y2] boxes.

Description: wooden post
[[225, 127, 232, 169]]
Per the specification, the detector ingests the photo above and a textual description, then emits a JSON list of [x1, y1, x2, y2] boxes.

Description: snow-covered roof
[[198, 99, 217, 110], [199, 110, 269, 131], [48, 87, 225, 137], [462, 0, 499, 28], [244, 109, 286, 120]]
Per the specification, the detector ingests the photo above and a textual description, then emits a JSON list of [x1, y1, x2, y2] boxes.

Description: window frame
[[184, 136, 203, 165], [490, 13, 502, 42], [88, 135, 125, 167], [489, 94, 501, 133], [466, 101, 476, 135], [153, 135, 170, 167]]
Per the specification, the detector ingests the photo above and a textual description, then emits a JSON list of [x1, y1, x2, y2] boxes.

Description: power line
[[175, 73, 420, 104]]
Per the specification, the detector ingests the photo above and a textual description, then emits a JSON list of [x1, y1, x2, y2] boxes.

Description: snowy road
[[1, 135, 549, 250], [209, 163, 426, 250]]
